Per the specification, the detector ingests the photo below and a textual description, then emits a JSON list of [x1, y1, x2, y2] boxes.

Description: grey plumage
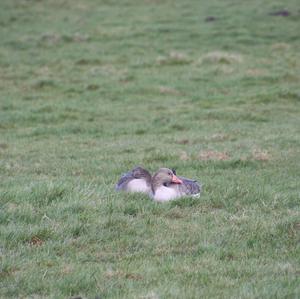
[[177, 176, 201, 195], [168, 169, 201, 195], [115, 166, 152, 191]]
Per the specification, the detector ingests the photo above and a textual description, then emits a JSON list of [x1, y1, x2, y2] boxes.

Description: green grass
[[0, 0, 300, 298]]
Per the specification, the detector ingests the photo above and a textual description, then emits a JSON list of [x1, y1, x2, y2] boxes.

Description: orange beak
[[171, 174, 183, 184]]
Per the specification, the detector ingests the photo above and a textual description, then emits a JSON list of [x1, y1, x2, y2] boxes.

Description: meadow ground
[[0, 0, 300, 298]]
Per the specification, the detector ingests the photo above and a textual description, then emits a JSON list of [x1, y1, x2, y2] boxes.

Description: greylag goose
[[151, 168, 201, 202], [115, 166, 152, 194]]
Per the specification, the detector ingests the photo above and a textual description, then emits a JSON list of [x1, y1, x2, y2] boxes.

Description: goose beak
[[172, 174, 183, 184]]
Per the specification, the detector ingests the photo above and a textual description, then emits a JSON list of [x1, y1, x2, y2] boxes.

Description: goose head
[[152, 168, 182, 189], [151, 168, 183, 201]]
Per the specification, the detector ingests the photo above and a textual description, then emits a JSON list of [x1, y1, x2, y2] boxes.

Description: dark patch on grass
[[176, 138, 190, 144], [123, 148, 135, 153], [135, 129, 146, 135], [123, 205, 139, 217], [165, 207, 186, 219], [75, 59, 102, 65], [280, 91, 300, 102], [170, 124, 187, 131], [269, 10, 290, 17], [32, 79, 57, 89], [219, 251, 235, 261], [86, 84, 100, 91], [71, 224, 87, 237], [205, 16, 217, 22], [28, 235, 44, 246]]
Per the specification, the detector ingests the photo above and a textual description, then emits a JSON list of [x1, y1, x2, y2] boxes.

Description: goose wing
[[115, 166, 152, 191], [115, 169, 135, 190], [178, 176, 201, 195]]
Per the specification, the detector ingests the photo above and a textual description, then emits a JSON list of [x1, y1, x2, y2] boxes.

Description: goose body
[[153, 185, 179, 202], [115, 166, 152, 194], [152, 168, 201, 202]]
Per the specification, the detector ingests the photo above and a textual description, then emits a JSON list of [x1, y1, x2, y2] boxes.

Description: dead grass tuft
[[159, 86, 181, 96], [165, 208, 187, 219], [198, 151, 230, 160], [200, 51, 243, 64], [139, 291, 160, 299], [210, 133, 229, 141], [29, 236, 43, 246], [139, 292, 160, 299], [61, 264, 74, 275], [179, 151, 190, 161], [39, 32, 89, 45], [271, 43, 291, 51], [252, 149, 270, 161], [105, 270, 142, 280], [176, 139, 190, 145], [246, 69, 267, 77], [40, 33, 61, 45], [156, 51, 191, 65]]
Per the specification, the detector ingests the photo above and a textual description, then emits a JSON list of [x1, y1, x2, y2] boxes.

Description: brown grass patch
[[61, 264, 74, 275], [156, 51, 191, 65], [252, 149, 270, 161], [165, 208, 187, 219], [217, 65, 234, 74], [179, 151, 190, 161], [246, 69, 267, 77], [271, 43, 291, 51], [139, 291, 160, 299], [176, 138, 190, 145], [198, 151, 230, 161], [29, 236, 44, 246], [0, 143, 8, 149], [40, 33, 61, 45], [159, 86, 181, 96], [105, 270, 142, 280], [40, 32, 89, 46], [200, 51, 243, 64], [210, 133, 229, 141]]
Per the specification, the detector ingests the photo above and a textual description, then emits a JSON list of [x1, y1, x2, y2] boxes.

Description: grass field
[[0, 0, 300, 298]]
